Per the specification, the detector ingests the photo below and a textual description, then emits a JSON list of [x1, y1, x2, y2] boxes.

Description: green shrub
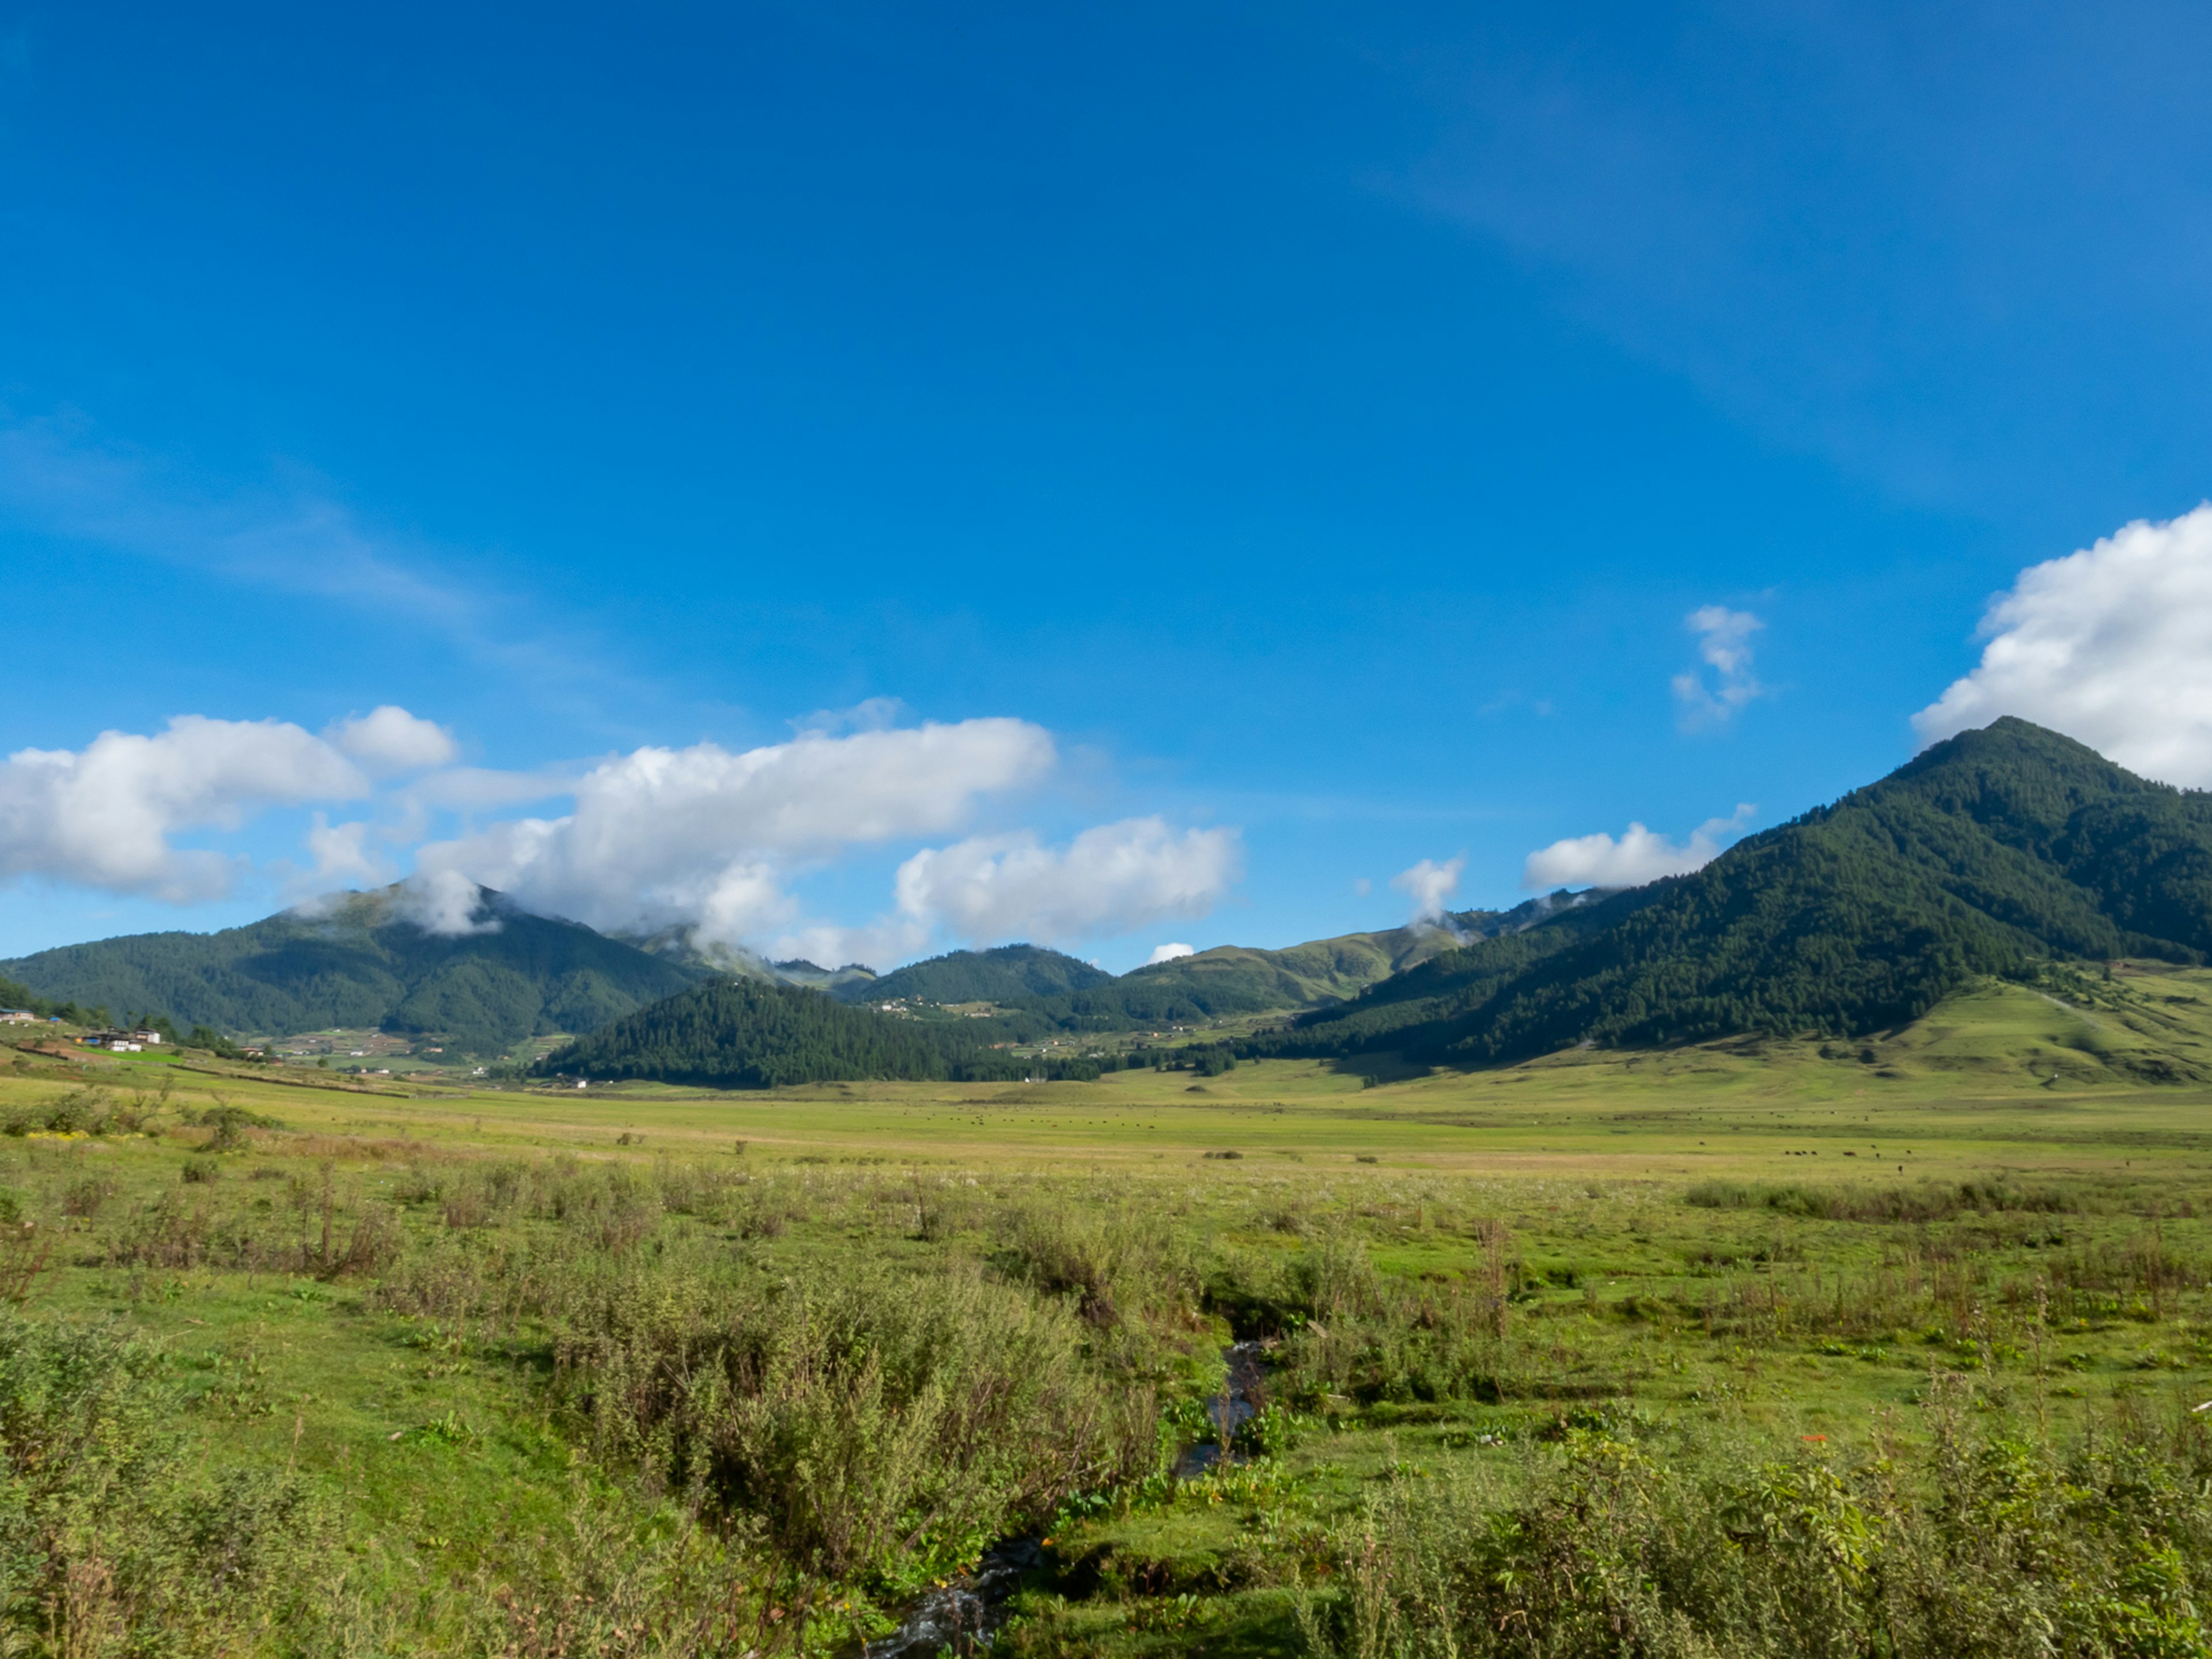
[[1298, 1389, 2212, 1658], [0, 1313, 335, 1652]]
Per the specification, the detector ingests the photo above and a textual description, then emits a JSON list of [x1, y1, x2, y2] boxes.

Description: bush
[[1298, 1388, 2212, 1658], [551, 1252, 1153, 1635], [0, 1313, 335, 1651]]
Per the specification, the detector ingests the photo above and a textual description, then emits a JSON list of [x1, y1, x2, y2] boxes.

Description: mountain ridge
[[0, 885, 704, 1056], [1267, 718, 2212, 1069]]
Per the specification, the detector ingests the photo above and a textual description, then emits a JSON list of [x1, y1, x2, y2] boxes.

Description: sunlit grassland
[[17, 972, 2209, 1177], [1, 971, 2209, 1653]]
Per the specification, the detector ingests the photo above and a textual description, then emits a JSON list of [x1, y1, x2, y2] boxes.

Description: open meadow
[[1, 972, 2210, 1656]]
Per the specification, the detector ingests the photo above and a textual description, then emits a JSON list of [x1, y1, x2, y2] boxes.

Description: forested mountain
[[616, 926, 879, 995], [538, 976, 1097, 1088], [987, 895, 1602, 1033], [0, 886, 702, 1056], [835, 943, 1113, 1005], [1271, 719, 2212, 1067]]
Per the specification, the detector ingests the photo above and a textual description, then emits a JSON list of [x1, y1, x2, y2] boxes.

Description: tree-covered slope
[[1276, 719, 2212, 1067], [993, 895, 1604, 1033], [0, 887, 702, 1055], [835, 944, 1113, 1005], [539, 976, 1097, 1088]]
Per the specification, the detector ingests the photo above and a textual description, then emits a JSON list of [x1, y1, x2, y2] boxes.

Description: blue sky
[[6, 2, 2212, 969]]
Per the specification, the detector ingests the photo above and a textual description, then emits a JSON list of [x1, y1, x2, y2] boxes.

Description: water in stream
[[859, 1538, 1043, 1658], [858, 1342, 1271, 1656]]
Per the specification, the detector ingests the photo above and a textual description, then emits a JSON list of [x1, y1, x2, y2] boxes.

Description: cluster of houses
[[77, 1028, 167, 1053], [0, 1010, 57, 1026]]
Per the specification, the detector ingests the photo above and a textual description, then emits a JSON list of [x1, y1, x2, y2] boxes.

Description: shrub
[[0, 1313, 336, 1652], [551, 1252, 1153, 1637]]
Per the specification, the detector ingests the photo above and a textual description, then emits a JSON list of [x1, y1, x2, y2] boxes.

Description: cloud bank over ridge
[[1915, 505, 2212, 787], [1523, 804, 1755, 891], [0, 700, 1249, 966]]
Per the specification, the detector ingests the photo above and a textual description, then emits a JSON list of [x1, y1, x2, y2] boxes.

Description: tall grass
[[0, 1132, 2205, 1653], [1299, 1388, 2212, 1658], [0, 1313, 332, 1654]]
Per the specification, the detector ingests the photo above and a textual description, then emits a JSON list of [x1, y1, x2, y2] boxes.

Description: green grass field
[[2, 970, 2210, 1654]]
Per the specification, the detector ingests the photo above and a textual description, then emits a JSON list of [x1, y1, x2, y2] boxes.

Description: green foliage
[[555, 1255, 1152, 1608], [0, 884, 703, 1056], [1685, 1177, 2079, 1222], [0, 974, 87, 1025], [1275, 719, 2212, 1066], [0, 1313, 334, 1653], [1300, 1398, 2212, 1658]]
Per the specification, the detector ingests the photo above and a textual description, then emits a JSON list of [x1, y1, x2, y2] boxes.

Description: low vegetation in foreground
[[0, 1013, 2209, 1657]]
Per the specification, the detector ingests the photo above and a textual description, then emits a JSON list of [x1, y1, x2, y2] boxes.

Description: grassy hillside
[[1274, 719, 2212, 1068], [0, 885, 702, 1056]]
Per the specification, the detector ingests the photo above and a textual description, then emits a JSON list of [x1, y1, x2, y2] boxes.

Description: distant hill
[[615, 927, 879, 995], [538, 975, 1096, 1088], [991, 896, 1603, 1033], [0, 886, 703, 1056], [1271, 718, 2212, 1068], [833, 943, 1113, 1006]]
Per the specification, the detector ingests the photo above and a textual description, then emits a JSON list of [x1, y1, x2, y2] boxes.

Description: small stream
[[1172, 1339, 1270, 1478], [857, 1342, 1272, 1656], [860, 1538, 1043, 1659]]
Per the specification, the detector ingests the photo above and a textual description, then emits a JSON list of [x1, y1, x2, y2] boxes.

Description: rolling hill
[[0, 885, 704, 1056], [1012, 894, 1604, 1029], [1271, 718, 2212, 1069], [536, 975, 1104, 1088], [833, 942, 1115, 1005], [832, 897, 1603, 1037]]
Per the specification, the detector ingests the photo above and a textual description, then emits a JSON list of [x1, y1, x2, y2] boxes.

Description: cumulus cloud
[[1913, 506, 2212, 785], [1147, 942, 1196, 964], [304, 813, 394, 888], [0, 716, 368, 902], [891, 817, 1241, 948], [1672, 605, 1765, 725], [328, 706, 458, 773], [1522, 804, 1755, 890], [413, 719, 1056, 940], [388, 868, 501, 936], [1390, 856, 1464, 926]]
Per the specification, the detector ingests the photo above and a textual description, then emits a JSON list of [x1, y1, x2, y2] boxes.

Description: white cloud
[[414, 718, 1056, 940], [1390, 856, 1464, 925], [768, 915, 934, 975], [891, 817, 1241, 948], [1672, 605, 1765, 726], [304, 813, 394, 888], [0, 716, 368, 902], [328, 706, 458, 773], [1147, 942, 1195, 964], [1913, 506, 2212, 785], [1522, 804, 1755, 890], [389, 869, 500, 936]]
